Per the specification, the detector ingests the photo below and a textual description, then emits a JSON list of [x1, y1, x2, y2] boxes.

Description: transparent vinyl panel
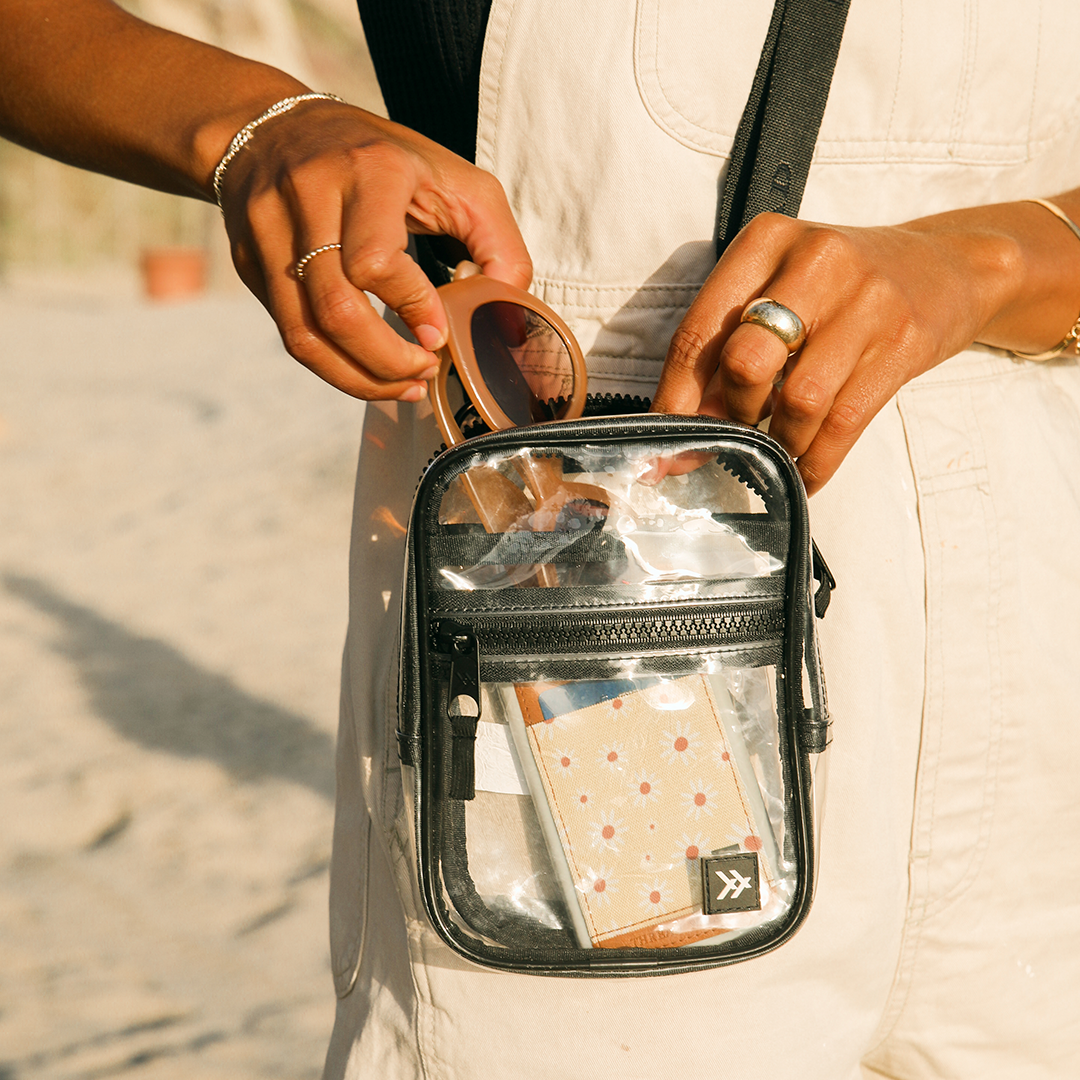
[[451, 661, 795, 952], [436, 441, 785, 600]]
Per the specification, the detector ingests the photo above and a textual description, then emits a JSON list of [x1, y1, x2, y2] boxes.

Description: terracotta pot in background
[[140, 246, 207, 300]]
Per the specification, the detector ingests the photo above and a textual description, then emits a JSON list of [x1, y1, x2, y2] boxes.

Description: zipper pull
[[433, 620, 481, 800]]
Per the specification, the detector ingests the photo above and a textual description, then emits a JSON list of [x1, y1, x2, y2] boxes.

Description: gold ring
[[293, 242, 343, 282], [740, 297, 807, 353]]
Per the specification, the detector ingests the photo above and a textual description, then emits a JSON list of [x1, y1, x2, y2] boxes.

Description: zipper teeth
[[582, 392, 652, 417], [445, 602, 782, 657], [440, 393, 652, 453]]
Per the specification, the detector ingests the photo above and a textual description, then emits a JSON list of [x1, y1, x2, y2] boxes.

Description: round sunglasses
[[431, 272, 588, 446]]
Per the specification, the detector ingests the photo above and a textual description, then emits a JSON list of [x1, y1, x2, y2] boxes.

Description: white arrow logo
[[714, 868, 753, 900]]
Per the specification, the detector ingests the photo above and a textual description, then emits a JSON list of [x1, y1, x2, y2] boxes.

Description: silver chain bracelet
[[212, 92, 345, 211]]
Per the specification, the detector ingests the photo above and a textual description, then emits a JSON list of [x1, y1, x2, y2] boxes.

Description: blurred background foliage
[[0, 0, 385, 292]]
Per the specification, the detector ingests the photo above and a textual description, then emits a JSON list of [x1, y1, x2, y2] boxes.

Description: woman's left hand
[[649, 205, 1079, 493]]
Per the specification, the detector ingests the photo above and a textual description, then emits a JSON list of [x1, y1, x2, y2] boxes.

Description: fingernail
[[420, 364, 439, 381], [414, 324, 446, 351], [397, 383, 428, 403], [638, 458, 664, 486]]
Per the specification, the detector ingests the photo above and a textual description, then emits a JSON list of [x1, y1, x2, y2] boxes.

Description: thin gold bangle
[[1010, 198, 1080, 362]]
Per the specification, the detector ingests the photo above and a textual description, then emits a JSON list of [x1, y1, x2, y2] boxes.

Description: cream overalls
[[325, 2, 1080, 1077]]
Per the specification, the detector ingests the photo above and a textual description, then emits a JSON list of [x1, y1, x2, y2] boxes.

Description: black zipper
[[582, 392, 652, 417], [453, 392, 652, 443], [432, 601, 783, 660], [432, 619, 483, 800], [426, 599, 781, 800]]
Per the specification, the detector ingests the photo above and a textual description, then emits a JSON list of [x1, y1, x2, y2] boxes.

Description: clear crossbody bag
[[397, 413, 833, 975]]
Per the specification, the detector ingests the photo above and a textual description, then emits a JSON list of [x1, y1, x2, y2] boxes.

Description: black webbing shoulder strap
[[411, 0, 851, 283], [715, 0, 851, 258]]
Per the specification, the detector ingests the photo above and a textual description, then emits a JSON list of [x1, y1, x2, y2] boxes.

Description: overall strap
[[715, 0, 851, 257]]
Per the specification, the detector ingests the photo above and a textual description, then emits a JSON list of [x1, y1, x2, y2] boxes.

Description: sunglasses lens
[[470, 302, 577, 426]]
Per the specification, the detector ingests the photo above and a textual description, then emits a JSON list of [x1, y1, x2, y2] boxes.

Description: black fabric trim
[[715, 0, 851, 254], [356, 0, 493, 162]]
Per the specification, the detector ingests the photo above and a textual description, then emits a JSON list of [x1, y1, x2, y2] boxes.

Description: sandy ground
[[0, 279, 366, 1078]]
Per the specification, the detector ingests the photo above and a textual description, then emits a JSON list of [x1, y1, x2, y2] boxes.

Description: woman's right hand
[[216, 98, 533, 402]]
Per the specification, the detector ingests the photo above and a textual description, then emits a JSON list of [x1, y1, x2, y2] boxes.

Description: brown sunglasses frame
[[431, 274, 588, 446]]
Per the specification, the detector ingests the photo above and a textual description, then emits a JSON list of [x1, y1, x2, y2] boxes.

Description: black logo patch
[[701, 852, 761, 915]]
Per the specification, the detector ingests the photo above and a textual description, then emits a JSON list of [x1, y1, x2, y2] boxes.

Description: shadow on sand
[[4, 572, 335, 801]]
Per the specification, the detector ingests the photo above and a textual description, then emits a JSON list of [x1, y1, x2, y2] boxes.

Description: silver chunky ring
[[740, 297, 807, 353], [294, 242, 343, 282]]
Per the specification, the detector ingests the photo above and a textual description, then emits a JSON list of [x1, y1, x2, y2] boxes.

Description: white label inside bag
[[474, 720, 530, 795]]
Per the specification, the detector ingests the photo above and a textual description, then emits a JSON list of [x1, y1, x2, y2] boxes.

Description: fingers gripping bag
[[397, 414, 834, 975]]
